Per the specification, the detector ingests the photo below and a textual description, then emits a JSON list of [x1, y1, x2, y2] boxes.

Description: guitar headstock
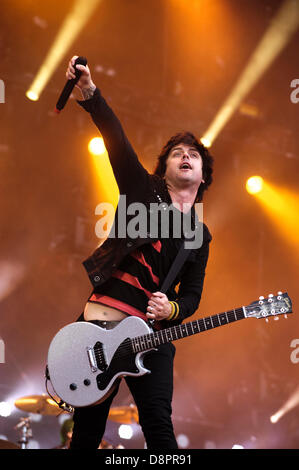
[[244, 292, 292, 320]]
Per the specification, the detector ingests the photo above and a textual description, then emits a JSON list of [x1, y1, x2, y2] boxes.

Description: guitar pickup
[[93, 342, 108, 372]]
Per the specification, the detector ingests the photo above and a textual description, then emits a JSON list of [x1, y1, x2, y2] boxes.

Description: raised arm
[[66, 56, 149, 199]]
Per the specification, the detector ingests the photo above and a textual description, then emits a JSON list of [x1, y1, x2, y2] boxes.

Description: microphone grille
[[75, 56, 87, 67]]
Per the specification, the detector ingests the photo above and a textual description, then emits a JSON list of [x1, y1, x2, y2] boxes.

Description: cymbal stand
[[15, 417, 32, 449]]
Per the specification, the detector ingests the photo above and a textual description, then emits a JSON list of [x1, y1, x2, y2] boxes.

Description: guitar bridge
[[86, 347, 98, 373]]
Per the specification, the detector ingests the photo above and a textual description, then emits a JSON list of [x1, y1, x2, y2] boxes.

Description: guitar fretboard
[[131, 307, 245, 353]]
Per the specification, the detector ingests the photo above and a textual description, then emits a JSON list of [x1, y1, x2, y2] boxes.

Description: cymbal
[[108, 405, 139, 424], [14, 394, 67, 416], [0, 439, 20, 449]]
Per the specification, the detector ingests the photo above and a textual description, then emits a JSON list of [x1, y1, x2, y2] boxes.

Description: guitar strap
[[160, 204, 198, 293], [160, 241, 191, 294], [147, 241, 191, 328], [149, 206, 199, 326]]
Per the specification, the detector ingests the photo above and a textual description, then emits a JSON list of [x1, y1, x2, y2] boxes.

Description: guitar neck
[[131, 307, 246, 353]]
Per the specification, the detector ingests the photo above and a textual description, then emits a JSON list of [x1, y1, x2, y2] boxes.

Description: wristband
[[167, 301, 179, 321]]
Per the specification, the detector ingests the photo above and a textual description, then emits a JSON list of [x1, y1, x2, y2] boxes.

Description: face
[[164, 143, 204, 189]]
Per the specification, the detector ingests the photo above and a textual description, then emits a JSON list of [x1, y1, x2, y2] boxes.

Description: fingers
[[152, 292, 165, 299], [66, 70, 75, 80], [149, 292, 168, 308], [71, 55, 79, 65], [76, 64, 90, 75], [66, 58, 76, 80], [147, 303, 161, 317], [69, 55, 79, 75], [146, 292, 170, 320], [146, 311, 155, 320], [146, 303, 158, 320], [66, 55, 89, 80]]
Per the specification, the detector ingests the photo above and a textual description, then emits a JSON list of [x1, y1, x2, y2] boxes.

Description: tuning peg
[[259, 296, 264, 304]]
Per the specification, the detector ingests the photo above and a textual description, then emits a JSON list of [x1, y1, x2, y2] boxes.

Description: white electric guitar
[[46, 292, 292, 408]]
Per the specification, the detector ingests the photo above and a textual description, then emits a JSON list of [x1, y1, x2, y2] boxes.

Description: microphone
[[55, 56, 87, 113]]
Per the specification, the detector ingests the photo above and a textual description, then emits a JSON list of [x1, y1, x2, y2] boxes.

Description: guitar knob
[[284, 315, 288, 319], [265, 318, 269, 323], [268, 294, 274, 298], [278, 291, 282, 295]]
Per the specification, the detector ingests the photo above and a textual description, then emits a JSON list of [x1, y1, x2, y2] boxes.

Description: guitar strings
[[94, 308, 246, 362], [105, 304, 283, 362], [96, 302, 289, 362], [92, 301, 286, 367]]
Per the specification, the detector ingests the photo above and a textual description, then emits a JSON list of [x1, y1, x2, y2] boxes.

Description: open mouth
[[179, 162, 192, 170]]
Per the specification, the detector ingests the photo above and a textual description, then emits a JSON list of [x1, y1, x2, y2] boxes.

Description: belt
[[89, 319, 122, 330]]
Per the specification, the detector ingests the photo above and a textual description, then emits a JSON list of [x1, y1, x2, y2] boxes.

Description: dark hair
[[153, 132, 213, 202]]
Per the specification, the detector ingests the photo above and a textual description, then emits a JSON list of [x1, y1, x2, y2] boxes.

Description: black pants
[[70, 317, 178, 449]]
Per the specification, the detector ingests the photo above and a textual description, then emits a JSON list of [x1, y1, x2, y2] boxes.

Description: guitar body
[[47, 316, 154, 408], [47, 292, 292, 408]]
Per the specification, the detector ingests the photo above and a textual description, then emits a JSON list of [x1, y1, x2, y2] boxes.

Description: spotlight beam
[[201, 0, 299, 146], [87, 137, 119, 246], [26, 0, 102, 100], [270, 385, 299, 423], [249, 180, 299, 249], [246, 176, 264, 195]]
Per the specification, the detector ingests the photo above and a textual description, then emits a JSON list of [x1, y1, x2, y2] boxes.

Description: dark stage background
[[0, 0, 298, 449]]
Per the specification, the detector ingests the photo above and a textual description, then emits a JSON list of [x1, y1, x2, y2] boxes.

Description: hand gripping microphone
[[55, 56, 87, 113]]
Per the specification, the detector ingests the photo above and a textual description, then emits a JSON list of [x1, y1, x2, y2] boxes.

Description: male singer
[[65, 56, 213, 449]]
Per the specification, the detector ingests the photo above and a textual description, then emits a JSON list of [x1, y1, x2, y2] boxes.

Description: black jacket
[[78, 88, 211, 323]]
